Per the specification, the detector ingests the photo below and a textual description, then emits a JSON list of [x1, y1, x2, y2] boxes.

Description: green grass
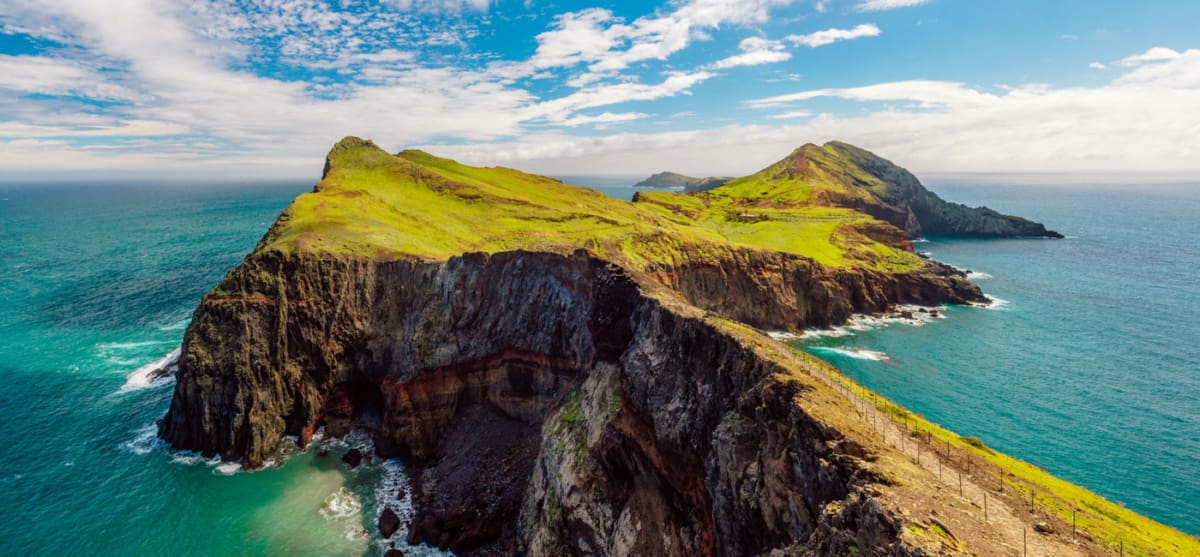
[[256, 137, 925, 273]]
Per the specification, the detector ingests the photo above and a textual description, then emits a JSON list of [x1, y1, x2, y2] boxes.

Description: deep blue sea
[[0, 178, 1196, 555]]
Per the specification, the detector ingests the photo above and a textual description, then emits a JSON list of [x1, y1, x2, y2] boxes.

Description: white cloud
[[814, 0, 831, 13], [530, 72, 714, 123], [0, 119, 188, 138], [555, 111, 648, 127], [0, 55, 140, 100], [706, 37, 791, 69], [749, 79, 985, 108], [857, 0, 930, 12], [787, 24, 881, 48], [1089, 62, 1106, 70], [1118, 46, 1182, 67], [769, 110, 812, 119], [525, 0, 797, 79], [384, 0, 493, 13]]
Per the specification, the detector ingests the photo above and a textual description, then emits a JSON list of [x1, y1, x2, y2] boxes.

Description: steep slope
[[152, 137, 1192, 557], [638, 141, 1061, 238]]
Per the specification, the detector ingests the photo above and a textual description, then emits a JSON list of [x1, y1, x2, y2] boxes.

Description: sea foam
[[121, 423, 163, 455], [768, 305, 946, 342], [972, 295, 1009, 310], [809, 347, 891, 361], [118, 347, 180, 393]]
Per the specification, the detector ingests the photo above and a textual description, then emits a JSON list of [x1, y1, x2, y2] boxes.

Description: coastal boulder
[[341, 448, 363, 469], [379, 507, 401, 539]]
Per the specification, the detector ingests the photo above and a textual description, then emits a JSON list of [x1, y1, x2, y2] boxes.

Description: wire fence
[[805, 364, 1149, 557]]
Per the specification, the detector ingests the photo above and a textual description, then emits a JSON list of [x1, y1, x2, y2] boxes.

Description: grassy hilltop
[[257, 137, 949, 273]]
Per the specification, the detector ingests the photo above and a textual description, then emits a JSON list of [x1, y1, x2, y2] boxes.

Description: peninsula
[[160, 137, 1192, 556]]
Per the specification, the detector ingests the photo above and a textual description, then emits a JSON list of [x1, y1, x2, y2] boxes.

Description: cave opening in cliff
[[344, 376, 386, 432]]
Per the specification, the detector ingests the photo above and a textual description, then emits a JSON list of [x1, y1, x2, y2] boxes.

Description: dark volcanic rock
[[384, 549, 405, 557], [379, 506, 401, 539], [341, 448, 362, 469], [407, 404, 538, 554]]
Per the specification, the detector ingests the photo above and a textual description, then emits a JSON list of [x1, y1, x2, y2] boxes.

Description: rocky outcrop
[[820, 142, 1064, 238], [379, 507, 401, 539], [341, 448, 363, 468]]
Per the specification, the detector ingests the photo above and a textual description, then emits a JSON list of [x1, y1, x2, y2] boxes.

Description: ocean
[[0, 178, 1195, 555]]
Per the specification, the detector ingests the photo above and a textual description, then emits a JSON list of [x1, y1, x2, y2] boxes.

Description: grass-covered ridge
[[256, 137, 927, 273]]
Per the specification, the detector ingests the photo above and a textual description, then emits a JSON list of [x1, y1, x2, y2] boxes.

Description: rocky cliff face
[[160, 245, 980, 556]]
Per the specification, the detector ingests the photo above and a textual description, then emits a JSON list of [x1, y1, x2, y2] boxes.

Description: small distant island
[[632, 171, 732, 193], [154, 137, 1197, 556]]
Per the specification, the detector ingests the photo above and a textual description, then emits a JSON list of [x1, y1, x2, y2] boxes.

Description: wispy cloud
[[706, 37, 791, 69], [769, 110, 812, 119], [0, 55, 140, 101], [384, 0, 494, 12], [1118, 46, 1183, 67], [787, 24, 881, 48], [555, 111, 649, 127], [857, 0, 930, 12]]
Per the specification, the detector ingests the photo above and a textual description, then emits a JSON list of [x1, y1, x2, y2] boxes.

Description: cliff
[[156, 137, 1147, 556]]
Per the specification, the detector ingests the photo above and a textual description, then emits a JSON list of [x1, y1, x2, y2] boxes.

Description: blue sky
[[1, 0, 1199, 179]]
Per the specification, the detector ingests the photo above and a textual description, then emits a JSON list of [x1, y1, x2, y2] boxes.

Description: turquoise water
[[0, 183, 447, 556], [800, 182, 1200, 536], [0, 180, 1196, 555]]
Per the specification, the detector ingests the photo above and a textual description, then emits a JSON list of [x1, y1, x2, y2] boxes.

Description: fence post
[[1023, 526, 1027, 557], [984, 491, 988, 522], [1072, 509, 1076, 540]]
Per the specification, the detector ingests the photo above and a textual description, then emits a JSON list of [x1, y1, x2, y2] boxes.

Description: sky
[[1, 0, 1199, 180]]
